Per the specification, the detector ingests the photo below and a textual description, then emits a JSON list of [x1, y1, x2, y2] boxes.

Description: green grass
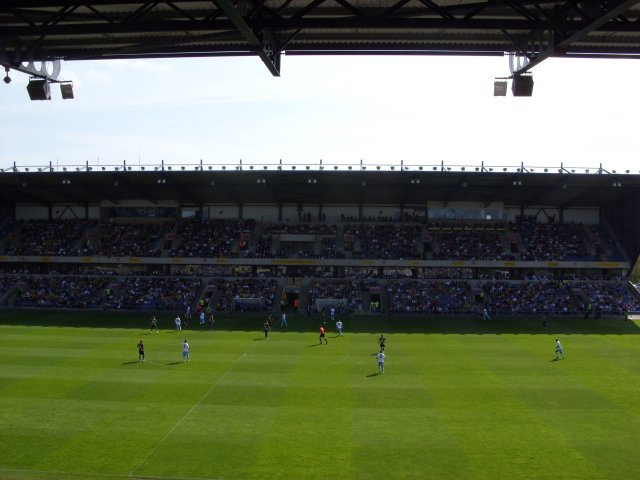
[[1, 310, 639, 480]]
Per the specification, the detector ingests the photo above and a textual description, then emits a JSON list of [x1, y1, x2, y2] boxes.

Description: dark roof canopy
[[1, 169, 638, 208], [2, 1, 640, 77]]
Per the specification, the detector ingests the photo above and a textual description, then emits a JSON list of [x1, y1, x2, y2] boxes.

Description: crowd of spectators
[[107, 276, 201, 310], [307, 279, 369, 313], [170, 219, 255, 257], [249, 235, 273, 258], [433, 230, 513, 261], [0, 275, 25, 296], [387, 280, 472, 314], [575, 281, 640, 314], [515, 221, 590, 261], [345, 223, 422, 260], [5, 219, 98, 256], [482, 281, 578, 315], [319, 237, 346, 259], [86, 221, 174, 257], [209, 278, 278, 312], [419, 268, 475, 279], [14, 275, 109, 308], [0, 217, 629, 263], [260, 223, 337, 235]]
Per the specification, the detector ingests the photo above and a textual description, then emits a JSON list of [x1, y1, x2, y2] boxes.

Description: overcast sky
[[1, 54, 638, 173]]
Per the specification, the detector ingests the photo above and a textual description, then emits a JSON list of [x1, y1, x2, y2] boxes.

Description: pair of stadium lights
[[494, 75, 533, 97], [26, 77, 74, 100]]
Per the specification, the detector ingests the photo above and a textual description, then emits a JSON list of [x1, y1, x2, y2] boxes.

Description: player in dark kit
[[264, 320, 271, 339], [150, 316, 159, 333], [137, 340, 145, 362], [378, 334, 386, 352]]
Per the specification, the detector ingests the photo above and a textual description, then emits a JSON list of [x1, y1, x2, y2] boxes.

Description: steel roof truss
[[513, 0, 640, 74], [213, 0, 281, 75]]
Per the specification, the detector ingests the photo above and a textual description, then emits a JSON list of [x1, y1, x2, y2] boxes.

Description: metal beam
[[513, 0, 640, 74], [213, 0, 281, 76]]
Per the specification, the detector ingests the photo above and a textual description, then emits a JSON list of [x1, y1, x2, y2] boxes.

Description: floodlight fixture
[[3, 66, 10, 84], [493, 80, 508, 96], [26, 77, 51, 100], [60, 82, 74, 99], [512, 75, 534, 96]]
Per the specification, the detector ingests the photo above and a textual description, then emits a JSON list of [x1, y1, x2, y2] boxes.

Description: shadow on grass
[[121, 361, 140, 365], [166, 361, 183, 365], [1, 309, 639, 336], [367, 372, 381, 377]]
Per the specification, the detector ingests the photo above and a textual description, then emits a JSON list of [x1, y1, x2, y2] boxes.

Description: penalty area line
[[127, 348, 253, 477]]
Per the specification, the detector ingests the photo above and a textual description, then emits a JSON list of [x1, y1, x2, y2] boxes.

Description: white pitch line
[[128, 348, 252, 477]]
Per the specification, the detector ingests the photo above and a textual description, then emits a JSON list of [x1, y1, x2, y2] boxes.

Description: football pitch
[[1, 310, 639, 480]]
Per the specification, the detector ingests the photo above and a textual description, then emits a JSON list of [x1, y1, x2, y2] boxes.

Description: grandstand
[[1, 165, 639, 317]]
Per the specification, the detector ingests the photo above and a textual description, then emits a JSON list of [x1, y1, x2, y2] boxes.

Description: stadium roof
[[1, 168, 639, 208], [2, 1, 640, 77]]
